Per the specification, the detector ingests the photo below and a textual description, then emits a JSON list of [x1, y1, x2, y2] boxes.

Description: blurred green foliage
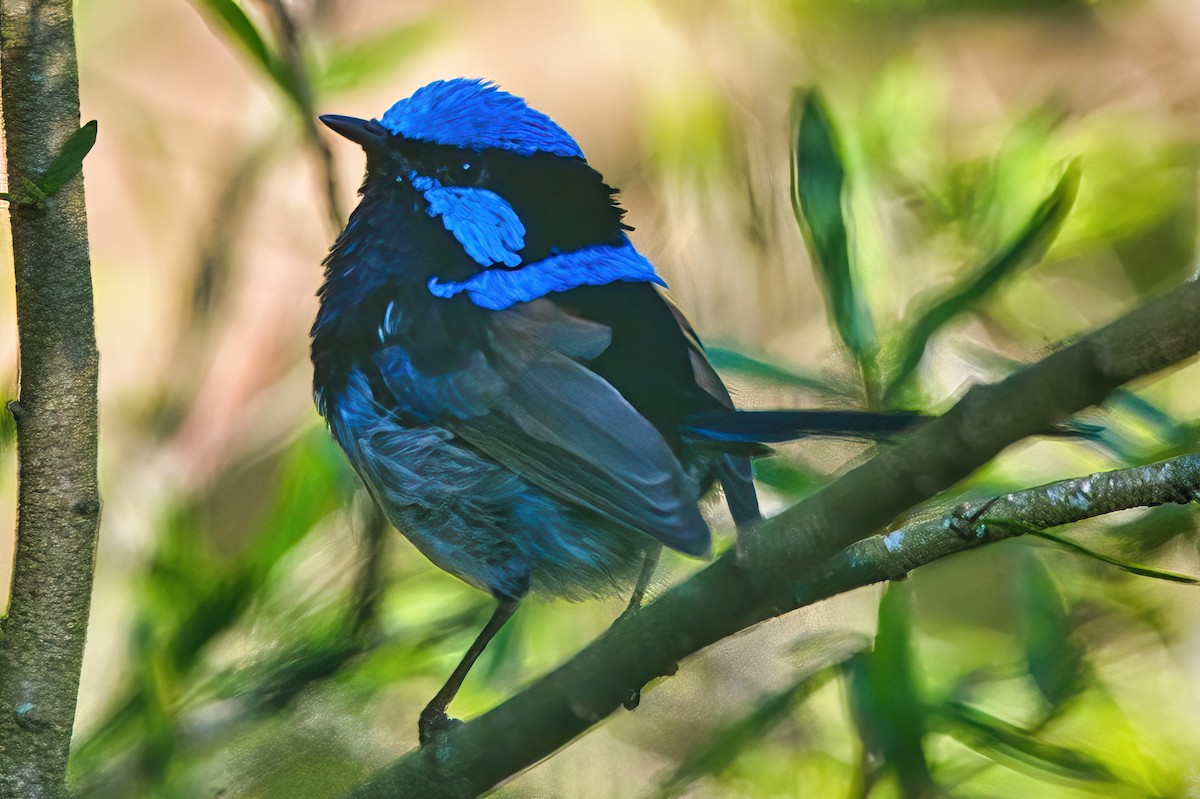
[[0, 0, 1189, 797], [881, 159, 1079, 404]]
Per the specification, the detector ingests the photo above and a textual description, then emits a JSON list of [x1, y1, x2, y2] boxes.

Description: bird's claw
[[418, 706, 463, 747]]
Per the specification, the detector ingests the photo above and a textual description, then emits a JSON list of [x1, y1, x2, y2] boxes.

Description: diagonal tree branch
[[0, 2, 101, 797], [339, 277, 1200, 799]]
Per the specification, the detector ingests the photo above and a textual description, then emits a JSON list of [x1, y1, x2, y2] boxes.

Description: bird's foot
[[418, 706, 463, 747]]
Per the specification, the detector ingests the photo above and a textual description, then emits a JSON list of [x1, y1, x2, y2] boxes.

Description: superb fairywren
[[315, 78, 915, 744]]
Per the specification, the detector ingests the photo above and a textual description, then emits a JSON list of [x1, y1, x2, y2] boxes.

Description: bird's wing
[[372, 298, 711, 556], [659, 296, 764, 525]]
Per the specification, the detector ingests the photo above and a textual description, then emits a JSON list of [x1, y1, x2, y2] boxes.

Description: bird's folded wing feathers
[[372, 300, 711, 556]]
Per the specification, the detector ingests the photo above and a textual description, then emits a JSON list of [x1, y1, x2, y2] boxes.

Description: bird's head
[[319, 79, 660, 311], [320, 78, 585, 187]]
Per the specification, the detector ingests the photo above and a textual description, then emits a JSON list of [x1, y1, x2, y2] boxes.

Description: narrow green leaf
[[242, 429, 356, 575], [129, 620, 176, 782], [656, 644, 853, 799], [884, 160, 1080, 403], [751, 459, 821, 498], [1050, 420, 1105, 440], [848, 583, 935, 796], [940, 701, 1116, 782], [706, 345, 853, 398], [790, 89, 878, 378], [191, 0, 275, 77], [0, 386, 16, 450], [1107, 389, 1188, 441], [235, 636, 362, 713], [189, 0, 299, 112], [39, 120, 98, 197], [1027, 527, 1200, 584], [1021, 551, 1085, 707], [314, 19, 441, 94], [987, 518, 1200, 583]]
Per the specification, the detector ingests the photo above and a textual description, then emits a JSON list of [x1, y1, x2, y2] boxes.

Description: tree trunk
[[0, 2, 101, 797]]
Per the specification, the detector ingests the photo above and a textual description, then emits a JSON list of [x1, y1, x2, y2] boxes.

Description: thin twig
[[806, 453, 1200, 600], [261, 0, 344, 231]]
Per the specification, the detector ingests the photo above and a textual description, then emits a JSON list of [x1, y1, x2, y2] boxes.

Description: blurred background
[[3, 0, 1200, 796]]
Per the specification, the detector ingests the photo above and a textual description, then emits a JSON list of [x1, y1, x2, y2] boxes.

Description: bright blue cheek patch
[[427, 242, 667, 311], [410, 172, 526, 268]]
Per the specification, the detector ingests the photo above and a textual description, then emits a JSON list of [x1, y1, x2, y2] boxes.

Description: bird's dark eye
[[462, 162, 472, 171]]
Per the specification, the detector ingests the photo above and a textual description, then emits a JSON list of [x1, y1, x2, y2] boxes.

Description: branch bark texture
[[0, 2, 101, 798], [343, 279, 1200, 799], [807, 452, 1200, 602]]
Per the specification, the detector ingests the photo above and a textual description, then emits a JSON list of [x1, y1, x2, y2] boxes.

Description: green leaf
[[1021, 550, 1085, 707], [884, 160, 1080, 403], [1, 121, 99, 207], [189, 0, 298, 111], [191, 0, 276, 78], [939, 701, 1116, 782], [0, 387, 17, 450], [656, 637, 858, 799], [790, 89, 878, 381], [314, 19, 441, 94], [986, 517, 1200, 583], [751, 459, 821, 498], [847, 583, 934, 796], [706, 345, 854, 399], [1027, 527, 1200, 584], [1107, 389, 1188, 442], [242, 430, 355, 575], [40, 121, 98, 197]]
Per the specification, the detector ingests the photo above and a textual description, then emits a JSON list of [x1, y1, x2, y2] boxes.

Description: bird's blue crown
[[380, 78, 585, 158]]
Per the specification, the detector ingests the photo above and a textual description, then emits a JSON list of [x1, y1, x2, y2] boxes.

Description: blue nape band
[[428, 242, 667, 310]]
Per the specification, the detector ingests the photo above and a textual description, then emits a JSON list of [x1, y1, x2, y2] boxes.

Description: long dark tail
[[685, 408, 1104, 448], [683, 409, 927, 445], [697, 409, 1102, 528]]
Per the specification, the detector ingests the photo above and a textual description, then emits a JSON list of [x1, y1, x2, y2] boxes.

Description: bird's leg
[[622, 545, 662, 619], [419, 599, 519, 746], [613, 546, 663, 713]]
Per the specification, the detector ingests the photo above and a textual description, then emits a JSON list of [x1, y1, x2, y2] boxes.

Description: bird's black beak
[[319, 115, 389, 148]]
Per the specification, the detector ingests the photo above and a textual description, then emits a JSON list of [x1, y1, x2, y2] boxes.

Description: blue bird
[[314, 78, 919, 744]]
